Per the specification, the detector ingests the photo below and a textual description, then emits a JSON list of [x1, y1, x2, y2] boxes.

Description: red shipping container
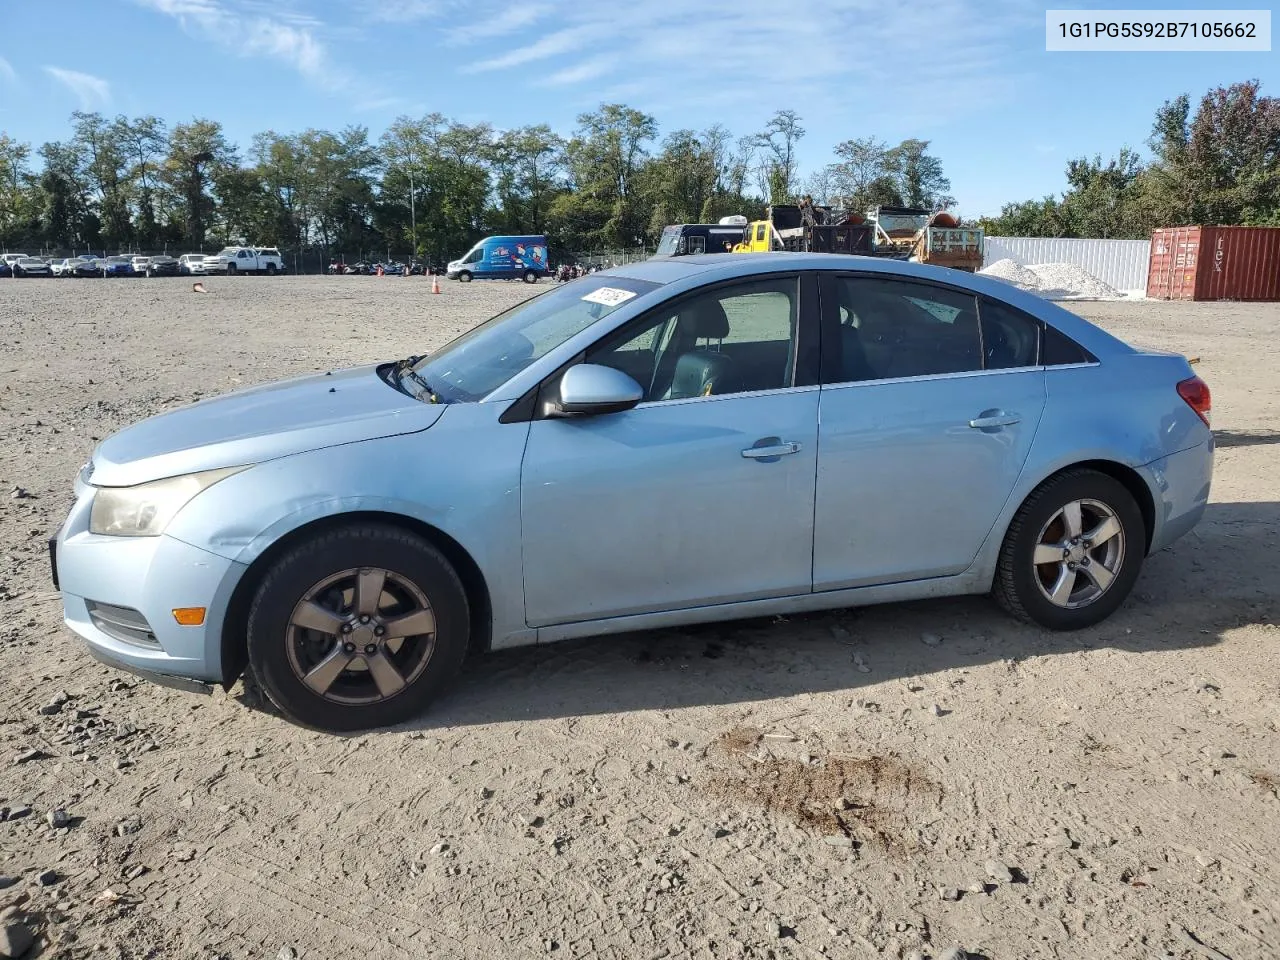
[[1147, 226, 1280, 301]]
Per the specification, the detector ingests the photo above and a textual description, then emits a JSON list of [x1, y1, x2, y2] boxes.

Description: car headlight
[[89, 466, 245, 537]]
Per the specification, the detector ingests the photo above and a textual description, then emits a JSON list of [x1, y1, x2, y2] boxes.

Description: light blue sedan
[[51, 254, 1213, 731]]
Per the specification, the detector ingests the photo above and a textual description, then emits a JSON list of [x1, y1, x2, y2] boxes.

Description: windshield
[[409, 274, 662, 403], [654, 227, 680, 257]]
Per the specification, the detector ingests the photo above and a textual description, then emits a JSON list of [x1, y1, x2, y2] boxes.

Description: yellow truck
[[733, 203, 875, 256], [731, 203, 984, 273]]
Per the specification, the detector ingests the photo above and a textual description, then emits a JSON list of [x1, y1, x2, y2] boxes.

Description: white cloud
[[448, 0, 1034, 125], [444, 7, 545, 43], [133, 0, 341, 85], [361, 0, 442, 20], [0, 56, 16, 85], [43, 66, 111, 108], [465, 25, 608, 73], [543, 57, 613, 87]]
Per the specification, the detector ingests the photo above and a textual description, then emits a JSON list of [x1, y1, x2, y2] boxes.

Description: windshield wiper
[[393, 356, 440, 403]]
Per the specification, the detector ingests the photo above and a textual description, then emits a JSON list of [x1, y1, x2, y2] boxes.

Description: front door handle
[[742, 441, 802, 459], [968, 413, 1021, 429]]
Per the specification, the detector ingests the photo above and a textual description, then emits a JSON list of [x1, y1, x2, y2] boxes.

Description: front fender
[[163, 402, 532, 647]]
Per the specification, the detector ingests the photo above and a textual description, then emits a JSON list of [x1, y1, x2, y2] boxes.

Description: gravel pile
[[978, 258, 1042, 290], [1028, 261, 1120, 300], [979, 258, 1123, 300]]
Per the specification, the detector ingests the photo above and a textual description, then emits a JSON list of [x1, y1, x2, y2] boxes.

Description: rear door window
[[828, 277, 981, 383], [977, 299, 1041, 369]]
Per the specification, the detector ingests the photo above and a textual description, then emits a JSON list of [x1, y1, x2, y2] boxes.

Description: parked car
[[142, 255, 180, 277], [13, 257, 52, 277], [131, 255, 151, 275], [1, 253, 29, 268], [51, 258, 79, 277], [0, 261, 11, 278], [178, 254, 207, 275], [202, 246, 283, 275], [99, 256, 135, 277], [71, 258, 103, 278], [50, 253, 1214, 732], [447, 234, 549, 283]]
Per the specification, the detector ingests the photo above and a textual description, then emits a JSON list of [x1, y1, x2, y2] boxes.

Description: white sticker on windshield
[[581, 287, 637, 307]]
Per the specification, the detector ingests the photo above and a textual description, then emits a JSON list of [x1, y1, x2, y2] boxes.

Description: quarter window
[[830, 277, 981, 382], [1043, 323, 1094, 365]]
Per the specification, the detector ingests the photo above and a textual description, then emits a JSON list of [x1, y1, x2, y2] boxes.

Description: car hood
[[90, 364, 445, 487]]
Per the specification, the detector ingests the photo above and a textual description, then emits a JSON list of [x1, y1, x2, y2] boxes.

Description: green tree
[[164, 120, 235, 249], [753, 109, 805, 203], [71, 112, 131, 249], [0, 134, 35, 248], [114, 115, 167, 247], [884, 139, 954, 211], [564, 104, 657, 249]]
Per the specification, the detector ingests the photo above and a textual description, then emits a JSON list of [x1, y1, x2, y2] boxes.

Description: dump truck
[[733, 202, 875, 256], [864, 206, 984, 273]]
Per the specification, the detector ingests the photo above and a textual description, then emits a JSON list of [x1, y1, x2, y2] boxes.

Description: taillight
[[1177, 375, 1211, 427]]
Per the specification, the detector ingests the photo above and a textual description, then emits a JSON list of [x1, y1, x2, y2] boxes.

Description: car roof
[[601, 252, 1130, 358]]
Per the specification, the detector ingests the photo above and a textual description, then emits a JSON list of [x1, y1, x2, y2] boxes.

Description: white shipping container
[[983, 237, 1151, 295]]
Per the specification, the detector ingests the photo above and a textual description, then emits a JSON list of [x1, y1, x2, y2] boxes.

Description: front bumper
[[54, 490, 247, 684]]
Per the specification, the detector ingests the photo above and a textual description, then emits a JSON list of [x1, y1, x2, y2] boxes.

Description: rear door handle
[[968, 413, 1021, 429], [742, 441, 801, 459]]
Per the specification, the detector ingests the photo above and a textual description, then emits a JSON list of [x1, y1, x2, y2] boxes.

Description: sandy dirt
[[1, 275, 1277, 960]]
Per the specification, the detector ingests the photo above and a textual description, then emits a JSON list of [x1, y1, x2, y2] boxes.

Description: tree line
[[0, 105, 953, 262], [0, 80, 1274, 263], [979, 80, 1280, 239]]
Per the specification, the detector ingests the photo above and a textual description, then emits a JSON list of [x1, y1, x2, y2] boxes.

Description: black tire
[[992, 468, 1145, 630], [458, 271, 472, 283], [266, 262, 277, 275], [522, 270, 538, 284], [246, 523, 470, 731], [226, 263, 236, 275]]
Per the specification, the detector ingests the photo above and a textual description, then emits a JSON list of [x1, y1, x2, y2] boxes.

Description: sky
[[0, 0, 1275, 217]]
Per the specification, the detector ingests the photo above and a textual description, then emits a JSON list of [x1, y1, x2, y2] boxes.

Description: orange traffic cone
[[431, 275, 441, 294], [376, 264, 384, 277]]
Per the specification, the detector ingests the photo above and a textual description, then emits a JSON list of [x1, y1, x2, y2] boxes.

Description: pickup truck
[[202, 246, 284, 275]]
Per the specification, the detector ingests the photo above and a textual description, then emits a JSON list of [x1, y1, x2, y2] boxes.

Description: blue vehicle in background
[[447, 235, 549, 283], [100, 256, 136, 277]]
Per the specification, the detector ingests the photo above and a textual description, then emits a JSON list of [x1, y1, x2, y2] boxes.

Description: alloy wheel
[[1032, 498, 1126, 609], [285, 567, 437, 705]]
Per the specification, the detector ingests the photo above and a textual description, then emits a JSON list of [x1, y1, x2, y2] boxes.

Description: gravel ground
[[0, 275, 1277, 960]]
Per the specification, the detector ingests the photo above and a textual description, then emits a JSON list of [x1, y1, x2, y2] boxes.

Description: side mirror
[[554, 364, 644, 417]]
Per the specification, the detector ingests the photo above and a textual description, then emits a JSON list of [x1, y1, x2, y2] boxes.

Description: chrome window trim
[[633, 383, 821, 409], [820, 361, 1099, 391]]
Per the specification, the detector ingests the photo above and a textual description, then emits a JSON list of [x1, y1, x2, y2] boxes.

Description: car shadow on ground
[[235, 501, 1279, 731]]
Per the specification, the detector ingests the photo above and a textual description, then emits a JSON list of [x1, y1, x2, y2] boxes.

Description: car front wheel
[[246, 523, 470, 731], [992, 469, 1145, 630]]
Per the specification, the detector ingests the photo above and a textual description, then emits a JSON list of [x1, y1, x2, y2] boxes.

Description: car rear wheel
[[992, 469, 1145, 630], [246, 523, 470, 732], [266, 263, 277, 275]]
